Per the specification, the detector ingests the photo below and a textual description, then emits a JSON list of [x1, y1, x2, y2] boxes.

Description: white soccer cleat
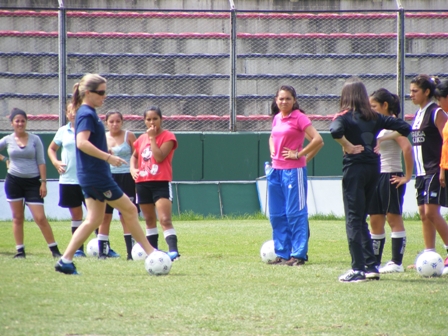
[[379, 261, 404, 274], [442, 267, 448, 276]]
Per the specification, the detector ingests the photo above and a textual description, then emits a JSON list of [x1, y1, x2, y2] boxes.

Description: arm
[[47, 141, 66, 174], [435, 109, 448, 137], [38, 163, 47, 198], [390, 136, 414, 188], [130, 150, 139, 180], [269, 136, 275, 158], [281, 126, 324, 160], [304, 132, 324, 163], [76, 130, 126, 167], [333, 136, 364, 155], [146, 127, 174, 163]]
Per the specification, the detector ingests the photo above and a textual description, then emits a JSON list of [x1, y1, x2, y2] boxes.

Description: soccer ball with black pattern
[[145, 250, 172, 276], [416, 251, 444, 277], [260, 240, 276, 264], [131, 243, 147, 261]]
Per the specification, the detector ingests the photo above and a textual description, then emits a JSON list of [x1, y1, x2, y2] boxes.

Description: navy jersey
[[411, 102, 444, 176], [330, 109, 411, 168], [75, 104, 112, 186]]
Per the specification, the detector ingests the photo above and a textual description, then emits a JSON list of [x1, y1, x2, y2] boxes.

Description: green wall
[[0, 131, 344, 216], [0, 132, 343, 181]]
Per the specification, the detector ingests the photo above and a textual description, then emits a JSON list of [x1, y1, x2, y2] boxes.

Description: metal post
[[229, 0, 237, 131], [58, 0, 67, 126], [396, 0, 405, 119]]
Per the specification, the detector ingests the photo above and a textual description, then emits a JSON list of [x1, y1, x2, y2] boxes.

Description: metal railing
[[0, 2, 447, 132]]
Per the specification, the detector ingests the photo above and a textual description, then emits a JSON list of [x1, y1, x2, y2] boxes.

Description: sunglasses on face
[[90, 90, 106, 96]]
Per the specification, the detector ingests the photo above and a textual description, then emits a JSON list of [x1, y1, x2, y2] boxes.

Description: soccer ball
[[131, 243, 148, 261], [260, 239, 276, 263], [86, 238, 109, 258], [416, 251, 444, 277], [144, 250, 172, 276]]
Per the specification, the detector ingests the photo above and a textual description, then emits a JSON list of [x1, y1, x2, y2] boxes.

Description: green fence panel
[[176, 183, 221, 216], [172, 133, 203, 181], [203, 133, 259, 181], [220, 182, 260, 216], [312, 132, 343, 177]]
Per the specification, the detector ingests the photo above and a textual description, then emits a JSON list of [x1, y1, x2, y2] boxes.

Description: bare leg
[[425, 204, 448, 245], [369, 214, 386, 235], [419, 204, 436, 249], [28, 204, 56, 244], [9, 200, 25, 246], [107, 195, 154, 255]]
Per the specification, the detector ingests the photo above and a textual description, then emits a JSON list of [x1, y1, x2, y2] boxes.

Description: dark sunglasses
[[90, 90, 106, 96]]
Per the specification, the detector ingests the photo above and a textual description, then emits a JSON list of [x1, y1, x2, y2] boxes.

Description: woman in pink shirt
[[268, 85, 324, 266]]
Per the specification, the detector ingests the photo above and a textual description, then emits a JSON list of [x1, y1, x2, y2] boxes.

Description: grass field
[[1, 218, 448, 336]]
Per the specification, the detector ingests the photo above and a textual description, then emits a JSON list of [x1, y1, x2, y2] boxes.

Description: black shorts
[[59, 184, 85, 208], [368, 172, 405, 215], [82, 180, 124, 202], [415, 173, 448, 207], [105, 173, 138, 214], [4, 173, 43, 204], [136, 181, 172, 205]]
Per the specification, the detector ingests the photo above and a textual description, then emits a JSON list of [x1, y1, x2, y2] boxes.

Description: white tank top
[[378, 129, 403, 173]]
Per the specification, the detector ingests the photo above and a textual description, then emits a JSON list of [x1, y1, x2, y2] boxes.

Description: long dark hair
[[410, 74, 440, 99], [435, 79, 448, 99], [270, 85, 304, 116], [340, 78, 377, 120], [370, 88, 401, 117]]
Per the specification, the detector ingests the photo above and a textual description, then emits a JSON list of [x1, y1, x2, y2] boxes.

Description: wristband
[[39, 179, 46, 183]]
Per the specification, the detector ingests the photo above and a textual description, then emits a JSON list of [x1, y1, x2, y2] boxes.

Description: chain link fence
[[0, 7, 447, 132]]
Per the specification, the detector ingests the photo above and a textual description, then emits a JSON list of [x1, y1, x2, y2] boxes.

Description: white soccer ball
[[145, 250, 172, 276], [131, 243, 148, 261], [416, 251, 444, 277], [86, 238, 109, 258], [260, 239, 277, 264]]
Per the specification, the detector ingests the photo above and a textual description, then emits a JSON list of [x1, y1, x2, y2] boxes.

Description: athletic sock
[[16, 245, 25, 254], [146, 228, 159, 249], [164, 229, 178, 252], [48, 242, 61, 255], [97, 234, 109, 257], [371, 233, 386, 267], [391, 231, 406, 265], [71, 221, 84, 251], [124, 234, 133, 259]]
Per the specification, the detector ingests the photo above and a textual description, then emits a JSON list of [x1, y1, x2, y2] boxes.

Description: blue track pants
[[267, 167, 308, 260]]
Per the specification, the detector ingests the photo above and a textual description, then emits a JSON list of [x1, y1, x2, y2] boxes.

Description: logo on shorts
[[103, 190, 112, 198]]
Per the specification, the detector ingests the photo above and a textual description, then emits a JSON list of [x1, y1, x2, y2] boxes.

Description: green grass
[[1, 219, 448, 335]]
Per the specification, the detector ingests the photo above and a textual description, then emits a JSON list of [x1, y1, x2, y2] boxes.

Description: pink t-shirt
[[271, 110, 312, 169]]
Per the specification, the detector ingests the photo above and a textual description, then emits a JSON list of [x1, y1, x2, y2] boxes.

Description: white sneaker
[[442, 267, 448, 276], [379, 261, 404, 274]]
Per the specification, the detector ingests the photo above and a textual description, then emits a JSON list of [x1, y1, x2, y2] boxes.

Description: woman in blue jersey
[[48, 103, 86, 257], [368, 89, 413, 273], [97, 110, 138, 260], [0, 108, 61, 258], [409, 74, 448, 270], [55, 73, 161, 275]]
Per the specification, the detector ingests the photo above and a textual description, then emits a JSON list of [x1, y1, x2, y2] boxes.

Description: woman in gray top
[[0, 108, 61, 258]]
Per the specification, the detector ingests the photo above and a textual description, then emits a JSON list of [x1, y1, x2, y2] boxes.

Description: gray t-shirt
[[0, 133, 46, 178]]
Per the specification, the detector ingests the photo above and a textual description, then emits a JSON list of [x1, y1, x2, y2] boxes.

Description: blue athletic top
[[110, 130, 132, 174], [75, 104, 112, 187]]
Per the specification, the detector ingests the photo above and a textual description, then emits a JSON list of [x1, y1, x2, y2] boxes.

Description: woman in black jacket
[[330, 78, 411, 283]]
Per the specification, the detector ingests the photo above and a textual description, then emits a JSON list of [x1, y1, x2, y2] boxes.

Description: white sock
[[97, 234, 109, 241], [164, 229, 176, 238], [146, 228, 158, 235]]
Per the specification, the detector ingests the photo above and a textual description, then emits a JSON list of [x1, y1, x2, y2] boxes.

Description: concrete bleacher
[[1, 9, 448, 131]]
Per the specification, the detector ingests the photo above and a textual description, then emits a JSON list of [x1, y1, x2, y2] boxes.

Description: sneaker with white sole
[[442, 267, 448, 276], [365, 265, 380, 280], [55, 259, 78, 275], [339, 270, 367, 283], [379, 261, 404, 274]]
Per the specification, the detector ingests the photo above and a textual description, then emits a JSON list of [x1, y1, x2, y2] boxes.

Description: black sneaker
[[365, 265, 380, 280], [285, 257, 306, 267], [339, 270, 367, 283], [52, 251, 62, 258], [13, 252, 26, 259]]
